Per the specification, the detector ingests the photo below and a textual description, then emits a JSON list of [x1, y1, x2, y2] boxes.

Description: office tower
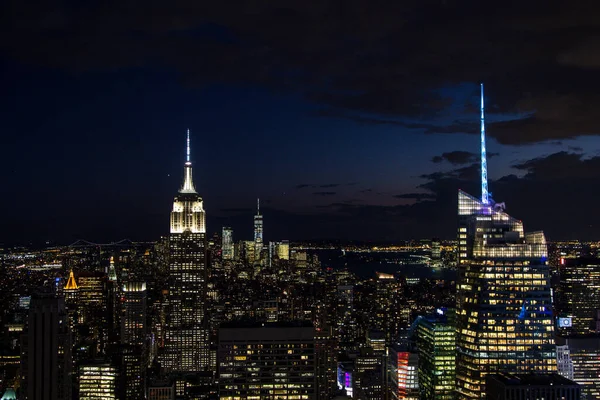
[[64, 270, 79, 347], [556, 345, 574, 380], [556, 335, 600, 399], [78, 362, 117, 399], [431, 239, 441, 267], [253, 198, 263, 262], [163, 130, 209, 373], [106, 257, 121, 345], [557, 257, 600, 335], [77, 271, 109, 357], [485, 373, 580, 400], [276, 240, 290, 260], [241, 240, 255, 263], [147, 381, 175, 400], [221, 227, 234, 260], [455, 84, 556, 399], [122, 282, 147, 346], [21, 293, 72, 400], [388, 342, 419, 400], [353, 349, 383, 400], [120, 282, 147, 398], [373, 273, 401, 343], [415, 309, 455, 400], [315, 326, 337, 400], [336, 285, 358, 347], [218, 321, 316, 399], [107, 256, 118, 282]]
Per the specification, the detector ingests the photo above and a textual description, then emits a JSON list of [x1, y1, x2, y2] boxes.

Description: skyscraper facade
[[455, 190, 556, 399], [415, 309, 455, 400], [556, 258, 600, 335], [21, 293, 72, 400], [218, 321, 316, 399], [162, 131, 209, 373], [222, 227, 234, 261], [78, 362, 117, 400], [121, 282, 147, 347]]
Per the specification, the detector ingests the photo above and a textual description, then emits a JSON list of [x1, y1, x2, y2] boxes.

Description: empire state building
[[162, 130, 209, 373]]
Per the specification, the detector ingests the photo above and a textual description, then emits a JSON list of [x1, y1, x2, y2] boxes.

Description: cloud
[[3, 2, 600, 144], [394, 193, 437, 201], [312, 191, 336, 196], [208, 152, 600, 241], [431, 151, 477, 165], [296, 183, 339, 189]]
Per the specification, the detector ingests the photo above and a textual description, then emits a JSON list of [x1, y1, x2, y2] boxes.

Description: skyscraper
[[253, 198, 263, 262], [455, 85, 556, 399], [415, 309, 455, 400], [78, 362, 117, 400], [556, 257, 600, 335], [218, 321, 316, 399], [122, 282, 147, 347], [162, 130, 209, 373], [21, 293, 72, 400], [221, 227, 234, 261]]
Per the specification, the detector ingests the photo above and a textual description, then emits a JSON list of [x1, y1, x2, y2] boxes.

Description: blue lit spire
[[480, 83, 489, 205]]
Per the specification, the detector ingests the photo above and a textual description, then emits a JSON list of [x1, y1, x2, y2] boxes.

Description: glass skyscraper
[[221, 227, 234, 261], [415, 309, 455, 400], [456, 190, 556, 399], [162, 131, 209, 373]]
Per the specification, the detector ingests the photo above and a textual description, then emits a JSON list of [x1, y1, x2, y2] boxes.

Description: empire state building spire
[[180, 129, 196, 194]]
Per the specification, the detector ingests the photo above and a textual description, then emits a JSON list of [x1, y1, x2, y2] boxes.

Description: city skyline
[[3, 3, 600, 244]]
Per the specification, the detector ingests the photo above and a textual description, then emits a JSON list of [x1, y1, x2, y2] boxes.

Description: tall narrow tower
[[455, 86, 556, 399], [480, 83, 489, 205], [253, 198, 263, 262], [162, 129, 209, 373]]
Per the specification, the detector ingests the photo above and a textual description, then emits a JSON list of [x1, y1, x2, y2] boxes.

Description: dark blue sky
[[2, 2, 600, 243]]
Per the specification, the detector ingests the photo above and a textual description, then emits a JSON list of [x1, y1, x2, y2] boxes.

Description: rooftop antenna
[[186, 129, 191, 164], [480, 83, 489, 205], [257, 198, 260, 215]]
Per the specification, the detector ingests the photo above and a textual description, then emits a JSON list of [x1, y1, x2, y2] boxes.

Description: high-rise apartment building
[[455, 190, 556, 399], [221, 227, 234, 261], [415, 309, 455, 400], [21, 293, 72, 400], [162, 130, 209, 373], [218, 321, 316, 399], [78, 362, 117, 399]]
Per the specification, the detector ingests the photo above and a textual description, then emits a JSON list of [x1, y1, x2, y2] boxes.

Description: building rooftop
[[220, 320, 313, 329], [488, 373, 578, 387]]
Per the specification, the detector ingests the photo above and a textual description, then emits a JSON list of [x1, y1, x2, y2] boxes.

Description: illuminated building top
[[170, 129, 205, 234], [108, 256, 117, 282], [65, 269, 78, 290], [480, 83, 489, 205]]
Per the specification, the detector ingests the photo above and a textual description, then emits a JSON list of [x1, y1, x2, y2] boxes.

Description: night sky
[[2, 1, 600, 244]]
